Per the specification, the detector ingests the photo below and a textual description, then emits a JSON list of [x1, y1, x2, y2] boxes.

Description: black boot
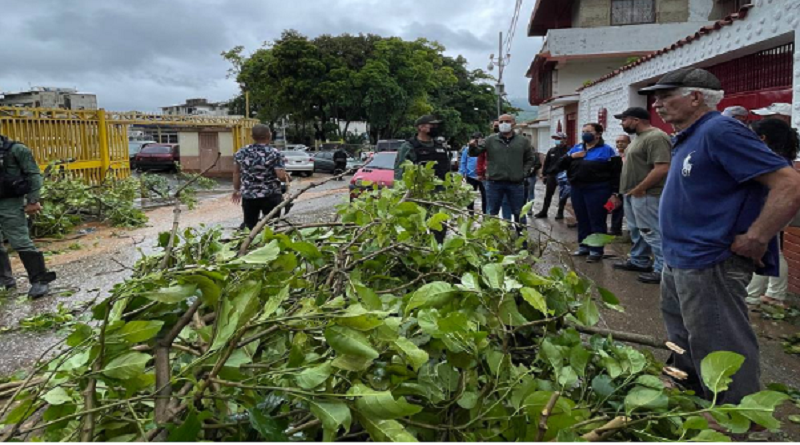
[[18, 251, 56, 299], [555, 198, 567, 220], [0, 250, 16, 291]]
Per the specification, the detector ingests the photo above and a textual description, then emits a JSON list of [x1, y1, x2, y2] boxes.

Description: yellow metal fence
[[0, 107, 256, 182]]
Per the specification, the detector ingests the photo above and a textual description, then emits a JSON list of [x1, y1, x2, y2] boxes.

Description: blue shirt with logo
[[660, 111, 789, 275]]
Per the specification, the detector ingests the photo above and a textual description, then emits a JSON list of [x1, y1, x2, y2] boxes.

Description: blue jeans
[[571, 183, 612, 255], [624, 195, 664, 273], [486, 181, 525, 224]]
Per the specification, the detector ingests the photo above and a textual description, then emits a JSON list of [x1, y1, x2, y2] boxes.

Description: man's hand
[[626, 187, 646, 198], [731, 232, 768, 267], [468, 139, 479, 148], [571, 151, 586, 159], [231, 191, 242, 205], [24, 202, 42, 215]]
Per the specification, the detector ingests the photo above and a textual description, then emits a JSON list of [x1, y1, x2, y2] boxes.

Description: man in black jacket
[[534, 133, 570, 219], [332, 146, 348, 180]]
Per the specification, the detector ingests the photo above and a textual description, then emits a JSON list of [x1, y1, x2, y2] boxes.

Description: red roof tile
[[577, 4, 755, 91]]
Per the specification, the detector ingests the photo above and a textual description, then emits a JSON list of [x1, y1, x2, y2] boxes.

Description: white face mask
[[498, 123, 513, 133]]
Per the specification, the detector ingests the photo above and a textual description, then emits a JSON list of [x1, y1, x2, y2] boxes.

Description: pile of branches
[[0, 165, 789, 441]]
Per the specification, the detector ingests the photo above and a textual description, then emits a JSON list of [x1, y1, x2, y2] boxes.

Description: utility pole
[[488, 31, 508, 118]]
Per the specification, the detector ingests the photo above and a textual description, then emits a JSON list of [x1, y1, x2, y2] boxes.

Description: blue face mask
[[581, 132, 595, 144]]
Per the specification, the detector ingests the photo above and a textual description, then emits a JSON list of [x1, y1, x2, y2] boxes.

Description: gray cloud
[[1, 0, 542, 112]]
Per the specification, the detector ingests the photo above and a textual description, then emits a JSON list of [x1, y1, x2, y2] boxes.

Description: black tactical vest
[[0, 137, 32, 199], [409, 137, 450, 180]]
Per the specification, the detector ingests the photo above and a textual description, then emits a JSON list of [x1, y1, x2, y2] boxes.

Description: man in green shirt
[[610, 107, 671, 284], [0, 134, 56, 298], [468, 114, 535, 224]]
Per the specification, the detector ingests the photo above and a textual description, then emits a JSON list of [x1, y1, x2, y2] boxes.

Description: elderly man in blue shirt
[[643, 68, 800, 404], [459, 133, 485, 214]]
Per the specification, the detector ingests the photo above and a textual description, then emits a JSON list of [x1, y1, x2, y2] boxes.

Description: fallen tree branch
[[569, 323, 669, 350], [537, 391, 561, 441], [581, 416, 631, 442]]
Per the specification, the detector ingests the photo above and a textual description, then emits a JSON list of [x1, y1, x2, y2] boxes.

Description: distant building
[[161, 98, 232, 116], [0, 87, 97, 110], [524, 0, 744, 151]]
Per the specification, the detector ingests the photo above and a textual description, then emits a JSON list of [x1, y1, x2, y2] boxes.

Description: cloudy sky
[[1, 0, 543, 112]]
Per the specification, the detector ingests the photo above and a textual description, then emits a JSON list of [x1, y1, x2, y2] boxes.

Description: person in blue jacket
[[557, 123, 622, 262], [459, 133, 485, 214]]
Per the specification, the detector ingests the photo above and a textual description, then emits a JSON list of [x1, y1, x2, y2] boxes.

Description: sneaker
[[571, 250, 590, 257], [586, 254, 603, 263], [613, 261, 653, 273], [638, 271, 662, 284]]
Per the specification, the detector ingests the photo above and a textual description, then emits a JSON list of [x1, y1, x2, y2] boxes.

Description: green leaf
[[210, 281, 262, 351], [521, 201, 534, 217], [481, 263, 504, 289], [460, 272, 480, 291], [296, 362, 333, 390], [392, 337, 429, 371], [457, 391, 479, 409], [426, 212, 449, 231], [558, 366, 579, 388], [519, 271, 553, 287], [102, 352, 151, 380], [405, 282, 455, 315], [736, 390, 790, 430], [357, 414, 417, 442], [575, 297, 600, 326], [354, 284, 383, 311], [289, 241, 322, 259], [582, 233, 616, 247], [486, 349, 505, 376], [521, 287, 549, 315], [624, 387, 668, 413], [350, 383, 422, 419], [498, 298, 528, 326], [262, 285, 290, 320], [569, 344, 591, 377], [182, 275, 221, 307], [66, 323, 93, 347], [689, 430, 731, 442], [167, 409, 201, 441], [248, 408, 288, 441], [42, 387, 72, 405], [789, 415, 800, 425], [683, 416, 709, 431], [700, 351, 745, 398], [591, 375, 616, 398], [146, 284, 197, 304], [325, 326, 379, 359], [311, 401, 351, 441], [634, 375, 664, 390], [540, 340, 563, 372], [237, 240, 281, 264], [112, 321, 164, 344], [597, 287, 620, 305], [337, 304, 387, 331], [331, 354, 373, 372]]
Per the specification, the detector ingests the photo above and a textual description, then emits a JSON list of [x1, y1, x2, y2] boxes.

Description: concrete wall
[[555, 57, 633, 96], [218, 131, 235, 174], [544, 22, 713, 57], [570, 0, 702, 28]]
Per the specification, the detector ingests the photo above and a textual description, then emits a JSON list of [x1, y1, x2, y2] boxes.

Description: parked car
[[128, 140, 156, 167], [314, 151, 364, 174], [281, 150, 315, 177], [133, 144, 180, 172], [375, 139, 405, 153], [349, 151, 397, 200]]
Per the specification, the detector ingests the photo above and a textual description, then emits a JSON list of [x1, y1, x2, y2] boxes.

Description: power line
[[503, 0, 524, 56]]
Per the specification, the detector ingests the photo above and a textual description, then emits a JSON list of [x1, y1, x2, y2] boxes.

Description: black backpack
[[0, 138, 32, 199]]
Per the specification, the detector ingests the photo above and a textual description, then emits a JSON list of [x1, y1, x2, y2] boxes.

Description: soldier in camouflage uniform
[[0, 133, 56, 298]]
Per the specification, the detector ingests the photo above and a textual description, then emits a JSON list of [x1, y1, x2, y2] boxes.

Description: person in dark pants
[[646, 68, 800, 403], [469, 115, 536, 231], [232, 124, 290, 230], [609, 134, 630, 236], [535, 132, 570, 219], [332, 147, 348, 180], [557, 123, 621, 263], [0, 134, 57, 298], [394, 115, 451, 243], [459, 133, 485, 214]]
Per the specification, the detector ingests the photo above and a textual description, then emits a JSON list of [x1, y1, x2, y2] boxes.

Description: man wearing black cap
[[394, 115, 449, 181], [641, 68, 800, 404], [610, 107, 671, 285]]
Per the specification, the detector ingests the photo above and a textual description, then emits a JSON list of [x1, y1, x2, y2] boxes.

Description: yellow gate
[[0, 107, 256, 182]]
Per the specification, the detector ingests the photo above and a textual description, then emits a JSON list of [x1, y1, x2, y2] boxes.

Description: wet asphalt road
[[2, 178, 800, 436]]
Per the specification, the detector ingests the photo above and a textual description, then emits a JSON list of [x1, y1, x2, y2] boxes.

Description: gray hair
[[252, 124, 272, 141], [679, 87, 725, 109]]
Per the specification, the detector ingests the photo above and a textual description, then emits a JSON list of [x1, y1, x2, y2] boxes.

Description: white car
[[281, 150, 315, 177]]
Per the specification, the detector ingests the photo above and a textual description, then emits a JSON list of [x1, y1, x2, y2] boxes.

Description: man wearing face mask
[[535, 133, 570, 219], [469, 115, 536, 228], [394, 115, 450, 181]]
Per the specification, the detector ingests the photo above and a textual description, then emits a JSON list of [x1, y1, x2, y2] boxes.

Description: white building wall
[[178, 132, 200, 157], [549, 106, 567, 144], [556, 58, 633, 96], [579, 0, 800, 136]]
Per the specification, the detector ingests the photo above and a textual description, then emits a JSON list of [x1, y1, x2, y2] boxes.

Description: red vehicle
[[349, 151, 397, 200], [133, 144, 180, 172]]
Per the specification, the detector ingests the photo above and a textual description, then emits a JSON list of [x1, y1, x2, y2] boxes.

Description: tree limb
[[536, 391, 561, 441]]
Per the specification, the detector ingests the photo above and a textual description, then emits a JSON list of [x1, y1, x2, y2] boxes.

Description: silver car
[[281, 150, 315, 177]]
